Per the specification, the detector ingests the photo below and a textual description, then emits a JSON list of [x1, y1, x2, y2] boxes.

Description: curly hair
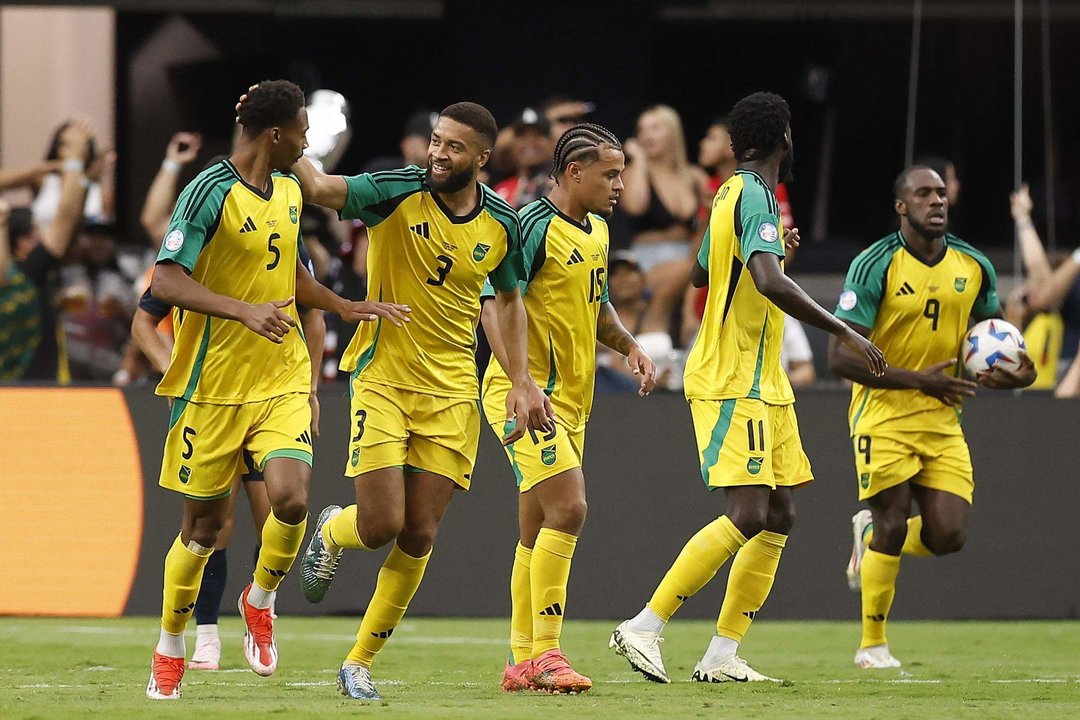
[[551, 123, 622, 180], [727, 92, 790, 162], [439, 101, 498, 150], [237, 79, 306, 133]]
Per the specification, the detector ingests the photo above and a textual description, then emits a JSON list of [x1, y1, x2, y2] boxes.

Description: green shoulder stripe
[[522, 213, 553, 284], [178, 165, 232, 222], [850, 234, 902, 286]]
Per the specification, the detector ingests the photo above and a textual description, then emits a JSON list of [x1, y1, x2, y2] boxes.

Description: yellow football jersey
[[156, 160, 310, 404], [338, 166, 524, 399], [684, 170, 792, 405], [835, 231, 999, 436], [482, 197, 610, 433]]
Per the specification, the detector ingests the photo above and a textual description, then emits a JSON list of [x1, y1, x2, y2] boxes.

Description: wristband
[[161, 159, 181, 174], [1071, 247, 1080, 266], [62, 158, 85, 173]]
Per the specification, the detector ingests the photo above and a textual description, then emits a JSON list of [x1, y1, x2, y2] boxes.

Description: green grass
[[1, 617, 1078, 719]]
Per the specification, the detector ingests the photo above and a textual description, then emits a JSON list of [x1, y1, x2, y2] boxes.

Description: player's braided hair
[[551, 123, 622, 182], [727, 92, 790, 162], [237, 80, 306, 133]]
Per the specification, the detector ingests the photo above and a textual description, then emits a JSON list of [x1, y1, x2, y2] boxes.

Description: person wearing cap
[[540, 96, 596, 141], [493, 108, 555, 210]]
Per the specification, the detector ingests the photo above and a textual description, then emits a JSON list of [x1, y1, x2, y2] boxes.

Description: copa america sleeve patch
[[838, 289, 858, 311], [163, 230, 184, 252], [758, 222, 779, 243]]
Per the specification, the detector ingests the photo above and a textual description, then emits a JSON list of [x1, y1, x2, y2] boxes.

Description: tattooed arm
[[597, 301, 656, 396]]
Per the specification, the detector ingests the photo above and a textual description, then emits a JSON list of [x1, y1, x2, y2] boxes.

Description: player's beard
[[909, 213, 948, 240], [779, 147, 794, 183], [426, 160, 474, 194]]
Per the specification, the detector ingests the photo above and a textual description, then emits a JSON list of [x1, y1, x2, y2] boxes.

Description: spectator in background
[[1006, 182, 1080, 388], [697, 115, 736, 203], [0, 121, 93, 382], [494, 108, 554, 210], [621, 105, 702, 353], [33, 120, 115, 229], [59, 220, 136, 381], [541, 96, 595, 141], [596, 251, 650, 393], [140, 132, 204, 244]]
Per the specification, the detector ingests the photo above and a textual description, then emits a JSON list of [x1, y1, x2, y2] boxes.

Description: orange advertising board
[[0, 388, 143, 616]]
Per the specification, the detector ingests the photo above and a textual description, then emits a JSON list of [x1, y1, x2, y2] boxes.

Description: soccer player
[[829, 166, 1035, 669], [286, 101, 553, 701], [610, 92, 885, 685], [132, 244, 325, 672], [480, 124, 657, 694], [146, 80, 406, 700]]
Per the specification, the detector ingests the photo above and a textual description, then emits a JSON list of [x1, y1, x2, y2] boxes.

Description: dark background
[[113, 0, 1080, 270], [125, 387, 1080, 621]]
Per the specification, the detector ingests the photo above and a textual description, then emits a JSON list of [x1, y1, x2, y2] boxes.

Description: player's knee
[[272, 494, 309, 525], [926, 528, 966, 556], [728, 507, 768, 539], [397, 523, 439, 556], [872, 514, 908, 553], [187, 515, 225, 548], [765, 502, 795, 535], [547, 497, 587, 535], [358, 519, 401, 550]]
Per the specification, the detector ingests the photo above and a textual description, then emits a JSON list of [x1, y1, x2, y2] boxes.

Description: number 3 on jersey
[[427, 255, 454, 287]]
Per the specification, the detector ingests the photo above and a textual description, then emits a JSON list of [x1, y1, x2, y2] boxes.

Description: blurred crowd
[[1, 96, 1076, 395]]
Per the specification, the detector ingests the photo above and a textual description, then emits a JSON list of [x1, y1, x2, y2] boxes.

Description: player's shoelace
[[152, 654, 184, 690], [244, 604, 275, 645], [312, 546, 341, 581]]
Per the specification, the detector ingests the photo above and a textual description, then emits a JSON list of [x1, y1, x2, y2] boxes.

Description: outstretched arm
[[747, 251, 886, 376], [291, 157, 349, 211], [294, 259, 410, 325]]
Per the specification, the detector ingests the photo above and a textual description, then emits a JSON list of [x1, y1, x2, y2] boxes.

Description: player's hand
[[338, 300, 411, 326], [917, 358, 978, 405], [1010, 183, 1033, 222], [166, 132, 202, 165], [240, 297, 297, 343], [627, 345, 657, 397], [783, 227, 800, 253], [309, 392, 321, 437], [235, 84, 260, 123], [502, 381, 555, 446], [840, 328, 887, 377], [977, 349, 1036, 389]]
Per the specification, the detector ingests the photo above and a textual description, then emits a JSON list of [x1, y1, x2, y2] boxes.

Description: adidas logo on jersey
[[239, 216, 257, 233], [410, 222, 431, 239], [566, 248, 585, 265], [539, 602, 563, 617], [895, 282, 915, 296]]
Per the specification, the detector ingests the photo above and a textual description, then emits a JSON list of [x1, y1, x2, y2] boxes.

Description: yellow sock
[[161, 533, 213, 634], [860, 549, 901, 648], [509, 542, 533, 664], [648, 516, 748, 622], [530, 528, 577, 657], [347, 543, 431, 667], [323, 505, 370, 551], [253, 511, 307, 593], [901, 515, 933, 557], [716, 530, 786, 642]]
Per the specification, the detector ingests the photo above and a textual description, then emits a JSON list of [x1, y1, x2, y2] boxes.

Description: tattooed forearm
[[596, 302, 638, 355]]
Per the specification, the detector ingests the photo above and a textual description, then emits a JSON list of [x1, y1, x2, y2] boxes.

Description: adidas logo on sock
[[566, 248, 585, 265], [676, 594, 690, 601], [866, 613, 886, 622], [239, 216, 257, 233], [894, 282, 915, 296], [263, 567, 286, 578], [174, 602, 195, 614], [539, 602, 563, 617], [743, 610, 757, 620], [370, 629, 394, 639], [410, 222, 431, 239]]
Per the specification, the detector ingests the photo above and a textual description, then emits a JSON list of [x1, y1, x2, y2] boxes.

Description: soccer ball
[[961, 319, 1026, 376]]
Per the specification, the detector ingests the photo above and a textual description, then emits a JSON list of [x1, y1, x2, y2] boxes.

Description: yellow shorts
[[488, 419, 585, 493], [690, 398, 813, 490], [160, 392, 312, 499], [346, 377, 480, 489], [852, 431, 973, 503]]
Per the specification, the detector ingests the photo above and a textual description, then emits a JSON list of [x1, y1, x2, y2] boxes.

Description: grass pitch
[[1, 617, 1077, 719]]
